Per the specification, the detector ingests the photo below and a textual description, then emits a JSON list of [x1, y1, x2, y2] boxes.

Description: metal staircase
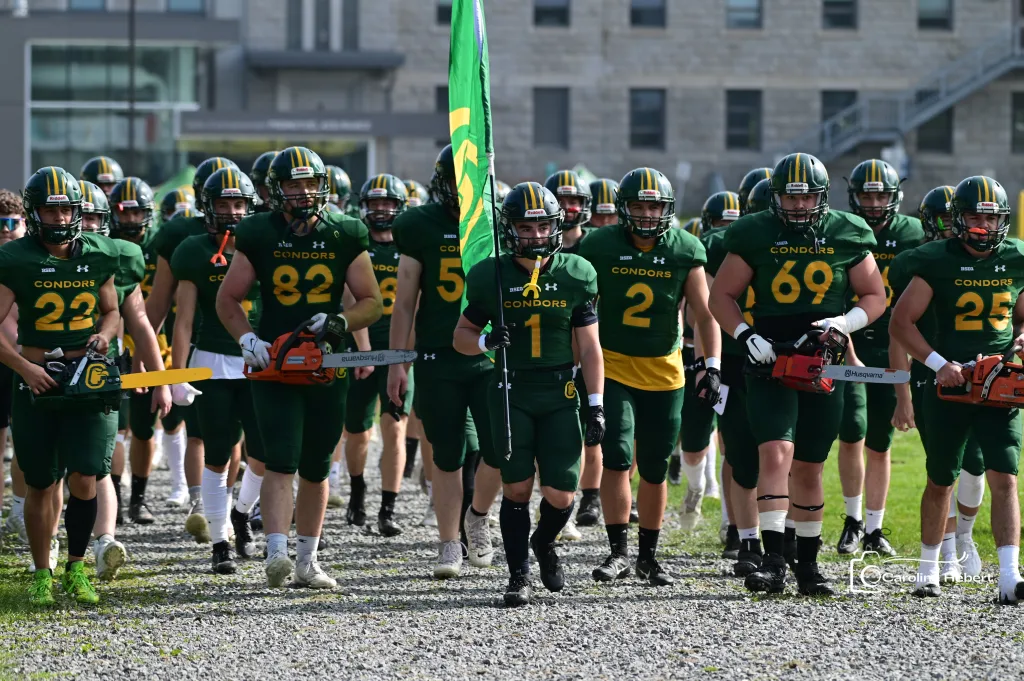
[[781, 27, 1024, 162]]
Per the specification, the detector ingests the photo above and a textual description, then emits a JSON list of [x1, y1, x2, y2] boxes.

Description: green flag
[[449, 0, 494, 305]]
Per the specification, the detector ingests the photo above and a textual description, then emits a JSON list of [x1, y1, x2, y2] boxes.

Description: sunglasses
[[0, 217, 23, 231]]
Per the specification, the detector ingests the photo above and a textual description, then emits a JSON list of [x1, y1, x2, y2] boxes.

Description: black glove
[[483, 325, 511, 351], [696, 367, 722, 408], [585, 404, 606, 447]]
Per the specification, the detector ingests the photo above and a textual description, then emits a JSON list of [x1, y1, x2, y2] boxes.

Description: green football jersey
[[889, 246, 937, 347], [111, 238, 145, 308], [366, 236, 400, 349], [391, 203, 470, 351], [0, 233, 119, 350], [133, 229, 158, 300], [848, 213, 925, 352], [155, 215, 206, 264], [234, 210, 368, 340], [170, 234, 262, 356], [902, 238, 1024, 362], [702, 225, 754, 358], [723, 209, 875, 342], [466, 253, 597, 371]]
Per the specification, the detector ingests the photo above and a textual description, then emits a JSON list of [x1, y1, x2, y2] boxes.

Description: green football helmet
[[617, 167, 676, 238], [80, 156, 124, 196], [500, 182, 564, 258], [680, 217, 701, 236], [169, 206, 199, 221], [744, 178, 772, 216], [192, 157, 239, 198], [160, 187, 195, 222], [429, 145, 459, 214], [202, 168, 256, 234], [23, 166, 84, 245], [109, 177, 155, 241], [701, 191, 741, 232], [359, 174, 408, 231], [326, 165, 353, 209], [846, 159, 903, 227], [769, 153, 830, 238], [589, 178, 619, 216], [544, 170, 592, 228], [737, 167, 772, 213], [951, 176, 1011, 252], [494, 180, 512, 204], [251, 151, 279, 210], [79, 180, 110, 237], [403, 179, 429, 207], [268, 146, 329, 220], [918, 185, 956, 242]]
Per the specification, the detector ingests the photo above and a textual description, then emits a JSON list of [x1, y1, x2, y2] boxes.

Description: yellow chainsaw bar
[[119, 367, 213, 390]]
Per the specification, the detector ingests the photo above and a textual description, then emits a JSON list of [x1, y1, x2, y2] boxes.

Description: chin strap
[[210, 231, 230, 266], [522, 255, 543, 299]]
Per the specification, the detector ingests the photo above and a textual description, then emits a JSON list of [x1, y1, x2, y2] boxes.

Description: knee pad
[[792, 502, 824, 512], [756, 494, 789, 502], [956, 471, 985, 508]]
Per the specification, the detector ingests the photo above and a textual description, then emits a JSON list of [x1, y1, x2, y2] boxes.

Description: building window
[[437, 1, 452, 24], [726, 90, 762, 150], [916, 91, 954, 153], [631, 0, 666, 27], [287, 0, 304, 49], [820, 90, 858, 147], [68, 0, 104, 9], [629, 89, 666, 150], [726, 0, 762, 29], [533, 88, 570, 149], [1013, 93, 1024, 154], [436, 86, 449, 146], [918, 0, 952, 30], [167, 0, 204, 12], [343, 0, 359, 50], [822, 0, 856, 29], [315, 0, 331, 51], [535, 0, 570, 27]]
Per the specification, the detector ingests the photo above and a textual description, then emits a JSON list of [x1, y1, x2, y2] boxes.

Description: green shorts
[[603, 378, 684, 484], [911, 363, 984, 477], [11, 376, 116, 489], [839, 347, 897, 452], [680, 345, 717, 452], [411, 347, 497, 472], [344, 365, 415, 434], [118, 395, 129, 431], [128, 393, 189, 440], [745, 373, 845, 464], [249, 373, 349, 482], [720, 357, 759, 489], [193, 378, 265, 468], [921, 389, 1021, 487], [489, 368, 581, 492], [465, 408, 479, 452]]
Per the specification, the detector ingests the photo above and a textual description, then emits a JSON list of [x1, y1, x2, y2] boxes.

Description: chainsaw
[[30, 342, 213, 413], [244, 318, 418, 386], [938, 343, 1024, 408]]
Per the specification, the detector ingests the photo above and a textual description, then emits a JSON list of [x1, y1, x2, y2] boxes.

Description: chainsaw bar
[[320, 349, 418, 369], [120, 367, 214, 390], [818, 365, 910, 384]]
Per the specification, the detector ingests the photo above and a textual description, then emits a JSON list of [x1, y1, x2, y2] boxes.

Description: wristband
[[337, 313, 349, 333], [588, 393, 603, 407], [925, 351, 947, 373], [843, 306, 870, 334], [705, 356, 721, 370], [478, 334, 489, 352], [732, 322, 751, 340]]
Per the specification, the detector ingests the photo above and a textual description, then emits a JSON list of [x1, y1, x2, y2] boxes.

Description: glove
[[309, 312, 348, 334], [483, 325, 511, 352], [695, 367, 722, 408], [239, 332, 272, 370], [737, 326, 776, 365], [813, 315, 848, 336], [584, 405, 606, 447], [171, 382, 202, 407]]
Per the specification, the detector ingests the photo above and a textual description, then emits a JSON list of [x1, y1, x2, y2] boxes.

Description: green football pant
[[602, 378, 684, 484], [911, 363, 984, 477], [839, 345, 898, 451], [193, 378, 265, 468], [745, 374, 845, 464], [720, 358, 759, 489], [128, 394, 190, 440], [344, 365, 415, 434], [488, 368, 581, 492]]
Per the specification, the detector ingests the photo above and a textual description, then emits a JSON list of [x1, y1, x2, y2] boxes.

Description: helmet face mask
[[918, 185, 955, 242], [25, 166, 85, 246], [268, 147, 329, 221], [202, 168, 256, 235], [500, 182, 564, 258], [951, 176, 1011, 252], [359, 174, 408, 231], [617, 168, 676, 239], [769, 153, 830, 238], [544, 170, 592, 228], [846, 159, 902, 228]]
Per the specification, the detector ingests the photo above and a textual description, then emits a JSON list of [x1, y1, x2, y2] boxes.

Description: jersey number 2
[[272, 264, 333, 306], [34, 292, 97, 332], [622, 283, 654, 328], [955, 291, 1011, 331]]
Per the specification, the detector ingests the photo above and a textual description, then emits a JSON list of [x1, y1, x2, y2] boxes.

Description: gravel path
[[1, 438, 1022, 681]]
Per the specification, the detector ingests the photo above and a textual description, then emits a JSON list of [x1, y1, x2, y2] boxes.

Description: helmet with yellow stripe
[[500, 182, 564, 258], [737, 167, 772, 214], [846, 159, 903, 227], [701, 191, 741, 233], [951, 175, 1011, 252], [23, 166, 84, 245], [544, 170, 592, 228], [744, 178, 772, 216], [617, 167, 676, 239], [918, 185, 955, 242], [79, 180, 110, 237], [588, 178, 619, 228], [769, 153, 829, 238], [326, 165, 353, 209], [192, 157, 240, 197], [268, 146, 329, 220], [359, 174, 408, 231], [403, 179, 429, 207], [109, 177, 155, 241], [80, 156, 124, 197], [202, 168, 256, 234], [251, 151, 279, 210], [680, 217, 701, 235], [160, 188, 196, 222]]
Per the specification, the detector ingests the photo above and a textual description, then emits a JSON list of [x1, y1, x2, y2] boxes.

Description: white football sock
[[235, 468, 263, 514], [760, 510, 786, 534], [843, 495, 862, 521], [266, 532, 287, 558], [704, 437, 718, 487], [940, 532, 956, 563], [201, 468, 230, 544], [956, 512, 977, 538], [794, 520, 823, 538], [917, 543, 940, 586], [11, 495, 24, 519], [739, 527, 759, 541], [296, 535, 318, 563], [997, 545, 1020, 580], [785, 517, 796, 530], [163, 429, 187, 492], [865, 508, 884, 534], [681, 459, 705, 493]]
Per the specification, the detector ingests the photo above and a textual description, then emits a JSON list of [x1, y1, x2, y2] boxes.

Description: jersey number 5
[[437, 257, 464, 303], [771, 260, 834, 305], [273, 264, 333, 306], [955, 291, 1012, 331]]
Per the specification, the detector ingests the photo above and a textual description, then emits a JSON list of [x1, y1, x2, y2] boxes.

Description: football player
[[742, 178, 772, 216], [454, 182, 604, 606], [217, 146, 383, 589], [326, 165, 358, 218], [159, 188, 195, 224], [387, 145, 502, 578], [80, 156, 124, 198], [737, 167, 772, 215], [835, 160, 924, 557], [404, 179, 429, 208], [709, 153, 886, 596], [579, 167, 721, 586], [890, 176, 1024, 603], [586, 179, 619, 229], [494, 180, 512, 205], [251, 151, 279, 214]]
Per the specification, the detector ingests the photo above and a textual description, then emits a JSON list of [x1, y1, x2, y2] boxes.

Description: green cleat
[[28, 569, 55, 606], [61, 561, 99, 605]]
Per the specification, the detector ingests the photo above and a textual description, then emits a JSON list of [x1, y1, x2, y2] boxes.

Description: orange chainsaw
[[244, 317, 417, 386], [747, 327, 849, 394], [938, 344, 1024, 408]]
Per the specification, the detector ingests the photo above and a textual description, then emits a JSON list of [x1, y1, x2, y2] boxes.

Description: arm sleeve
[[462, 302, 491, 328], [169, 244, 193, 284], [465, 259, 495, 321], [570, 300, 598, 328]]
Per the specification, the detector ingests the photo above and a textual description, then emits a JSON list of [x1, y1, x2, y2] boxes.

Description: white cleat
[[420, 497, 438, 527], [166, 488, 190, 508], [94, 535, 127, 582], [464, 507, 494, 567], [28, 536, 59, 574], [185, 499, 211, 544], [719, 516, 729, 545], [939, 558, 962, 584], [558, 517, 582, 542], [433, 540, 464, 579], [327, 485, 344, 509], [4, 513, 27, 544], [704, 482, 720, 500], [956, 536, 982, 577], [294, 559, 337, 589], [679, 488, 704, 532], [265, 551, 293, 588]]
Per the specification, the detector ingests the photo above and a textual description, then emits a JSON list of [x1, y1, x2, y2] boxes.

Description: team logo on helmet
[[221, 187, 242, 196], [723, 208, 740, 219], [82, 201, 95, 211], [638, 189, 661, 199], [595, 203, 615, 214], [291, 166, 313, 178], [977, 202, 999, 211], [785, 183, 808, 193], [367, 187, 389, 198], [557, 185, 576, 194], [96, 173, 115, 183], [524, 208, 547, 218], [862, 181, 884, 192], [119, 200, 139, 208], [47, 194, 69, 202]]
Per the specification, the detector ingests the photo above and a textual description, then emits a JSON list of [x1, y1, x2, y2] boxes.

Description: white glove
[[171, 382, 202, 406], [813, 307, 869, 337], [735, 323, 776, 365], [239, 332, 272, 370], [813, 315, 848, 336], [308, 312, 348, 334]]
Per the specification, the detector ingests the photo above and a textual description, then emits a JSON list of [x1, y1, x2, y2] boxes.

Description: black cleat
[[377, 509, 403, 538], [722, 526, 741, 560], [668, 453, 682, 486], [862, 528, 896, 557], [745, 553, 787, 594], [628, 499, 639, 525], [837, 515, 864, 555], [129, 502, 155, 525], [635, 556, 674, 586], [230, 508, 256, 559], [530, 535, 565, 593], [575, 494, 601, 527], [346, 486, 366, 526], [593, 553, 631, 582], [912, 583, 941, 598], [794, 562, 834, 597], [211, 541, 237, 574], [249, 501, 263, 532], [504, 574, 532, 607], [734, 549, 763, 578]]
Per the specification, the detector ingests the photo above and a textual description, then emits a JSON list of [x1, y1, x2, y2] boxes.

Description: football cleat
[[211, 541, 237, 575], [733, 548, 763, 578], [635, 556, 674, 587], [433, 540, 464, 579], [265, 551, 293, 588], [61, 561, 99, 605], [129, 502, 155, 525], [956, 536, 982, 577], [377, 509, 403, 538], [629, 499, 639, 525], [504, 574, 532, 607], [557, 517, 582, 542], [230, 508, 257, 559], [912, 582, 941, 598], [28, 569, 54, 606], [794, 562, 834, 597], [939, 559, 962, 585], [745, 553, 787, 594], [721, 527, 741, 561], [575, 494, 601, 527], [294, 559, 336, 589], [862, 528, 896, 557], [93, 536, 127, 582], [837, 515, 864, 555], [346, 485, 367, 526], [592, 554, 631, 582], [185, 499, 211, 544], [463, 508, 494, 567], [531, 535, 565, 593]]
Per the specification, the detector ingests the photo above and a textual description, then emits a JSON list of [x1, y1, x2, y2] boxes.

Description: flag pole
[[486, 153, 512, 460]]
